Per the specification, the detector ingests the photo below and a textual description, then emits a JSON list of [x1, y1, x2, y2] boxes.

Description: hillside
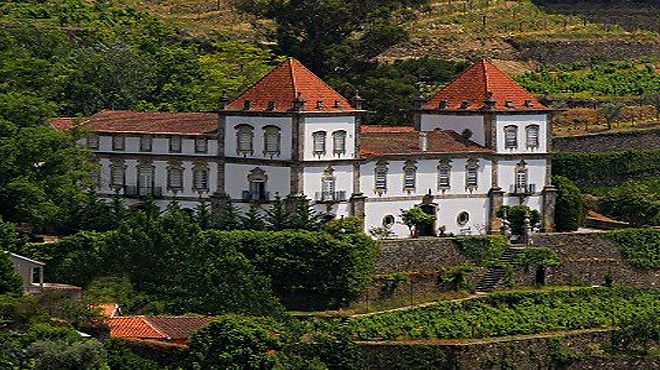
[[129, 0, 659, 66]]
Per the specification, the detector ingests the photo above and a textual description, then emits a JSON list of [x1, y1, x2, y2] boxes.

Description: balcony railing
[[315, 190, 348, 203], [242, 190, 270, 202], [510, 184, 536, 195], [125, 186, 163, 198]]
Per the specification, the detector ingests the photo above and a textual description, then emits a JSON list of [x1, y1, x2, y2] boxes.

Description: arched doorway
[[418, 191, 438, 237]]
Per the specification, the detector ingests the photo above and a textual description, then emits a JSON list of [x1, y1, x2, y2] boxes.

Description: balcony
[[510, 184, 537, 195], [242, 190, 270, 202], [315, 190, 348, 203], [125, 186, 163, 198]]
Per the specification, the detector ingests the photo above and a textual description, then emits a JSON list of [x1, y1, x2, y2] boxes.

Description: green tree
[[515, 247, 560, 287], [437, 263, 474, 292], [194, 198, 213, 230], [288, 197, 322, 231], [598, 102, 624, 130], [187, 314, 287, 370], [216, 198, 243, 231], [497, 205, 541, 237], [400, 207, 436, 237], [265, 195, 290, 231], [598, 181, 660, 226], [553, 176, 585, 232], [241, 203, 266, 231], [28, 339, 108, 370], [0, 248, 23, 295]]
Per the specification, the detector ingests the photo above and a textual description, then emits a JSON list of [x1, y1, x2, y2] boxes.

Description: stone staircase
[[475, 247, 523, 292]]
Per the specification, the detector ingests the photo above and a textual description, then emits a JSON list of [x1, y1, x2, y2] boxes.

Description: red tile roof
[[90, 303, 120, 318], [108, 316, 211, 342], [360, 129, 492, 157], [423, 60, 548, 112], [226, 58, 355, 112], [360, 125, 415, 134], [50, 117, 77, 131], [78, 110, 218, 136]]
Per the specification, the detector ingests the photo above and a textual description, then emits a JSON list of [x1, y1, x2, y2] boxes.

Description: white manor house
[[57, 58, 557, 238]]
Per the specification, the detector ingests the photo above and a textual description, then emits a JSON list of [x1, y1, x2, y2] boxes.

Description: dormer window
[[140, 135, 152, 152], [243, 100, 251, 110], [504, 100, 515, 109], [169, 136, 182, 153], [263, 126, 281, 157], [526, 125, 540, 148], [332, 130, 347, 155], [504, 125, 518, 149], [459, 100, 470, 109], [438, 100, 447, 110], [236, 124, 254, 156], [112, 136, 125, 151], [333, 100, 341, 108], [267, 101, 276, 111], [313, 131, 326, 156], [86, 135, 99, 149], [195, 137, 208, 153], [316, 100, 325, 110]]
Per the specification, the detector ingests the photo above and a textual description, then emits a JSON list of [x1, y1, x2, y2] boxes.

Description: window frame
[[112, 135, 125, 151], [169, 136, 182, 153], [86, 135, 99, 149], [526, 124, 540, 148], [437, 159, 451, 190], [465, 159, 479, 190], [192, 164, 209, 192], [167, 162, 184, 192], [403, 160, 417, 191], [236, 124, 254, 156], [263, 126, 281, 157], [195, 137, 208, 154], [110, 160, 125, 188], [504, 125, 518, 149], [332, 130, 347, 155], [374, 161, 388, 193], [139, 135, 152, 152], [312, 131, 327, 156]]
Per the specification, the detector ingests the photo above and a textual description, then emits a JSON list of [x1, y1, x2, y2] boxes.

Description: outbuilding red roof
[[360, 129, 492, 157], [360, 125, 415, 134], [226, 58, 355, 112], [78, 110, 218, 136], [422, 60, 548, 112], [108, 316, 211, 343]]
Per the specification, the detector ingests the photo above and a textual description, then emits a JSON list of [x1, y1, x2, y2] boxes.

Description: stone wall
[[529, 232, 659, 287], [553, 128, 660, 153], [512, 38, 660, 65], [375, 238, 465, 274], [358, 329, 659, 370]]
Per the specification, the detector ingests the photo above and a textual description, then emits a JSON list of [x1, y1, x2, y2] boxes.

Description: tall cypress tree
[[241, 202, 266, 231], [265, 195, 289, 231], [216, 198, 242, 231], [288, 197, 322, 231], [194, 197, 213, 230]]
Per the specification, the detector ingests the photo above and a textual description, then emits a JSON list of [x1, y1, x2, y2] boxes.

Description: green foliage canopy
[[552, 176, 586, 232]]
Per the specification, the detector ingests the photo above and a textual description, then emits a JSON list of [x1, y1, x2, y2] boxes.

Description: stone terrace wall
[[358, 330, 659, 370], [553, 128, 660, 153], [513, 38, 660, 65], [375, 238, 465, 274], [529, 232, 659, 287]]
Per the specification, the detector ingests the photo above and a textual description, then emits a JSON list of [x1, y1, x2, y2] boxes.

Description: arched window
[[192, 163, 209, 192], [526, 125, 540, 148], [403, 160, 417, 191], [235, 124, 254, 156], [465, 159, 479, 190], [437, 159, 451, 190], [375, 161, 388, 193], [504, 125, 518, 149], [313, 131, 326, 155], [246, 167, 268, 201], [263, 126, 281, 157], [167, 161, 184, 192], [332, 130, 347, 155]]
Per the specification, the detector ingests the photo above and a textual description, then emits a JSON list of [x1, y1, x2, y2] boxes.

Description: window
[[86, 135, 99, 149], [236, 124, 254, 156], [193, 164, 209, 192], [457, 212, 470, 226], [526, 125, 540, 148], [375, 161, 388, 193], [140, 135, 152, 152], [382, 215, 395, 229], [466, 159, 479, 189], [31, 267, 41, 285], [168, 162, 184, 191], [246, 167, 267, 201], [437, 159, 451, 189], [313, 131, 326, 155], [195, 137, 208, 153], [332, 130, 347, 155], [403, 160, 417, 191], [515, 160, 529, 193], [110, 160, 125, 188], [112, 136, 124, 151], [138, 164, 154, 194], [504, 125, 518, 149], [170, 136, 182, 153], [263, 126, 281, 157]]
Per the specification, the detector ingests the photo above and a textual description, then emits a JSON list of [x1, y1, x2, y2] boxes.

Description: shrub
[[497, 205, 540, 236], [380, 272, 410, 298], [400, 207, 436, 237], [607, 228, 660, 268], [28, 339, 108, 370], [455, 236, 508, 265], [0, 248, 22, 295], [437, 263, 473, 292], [552, 176, 585, 231], [514, 247, 560, 287]]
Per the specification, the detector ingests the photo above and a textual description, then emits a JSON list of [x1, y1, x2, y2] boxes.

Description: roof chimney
[[351, 93, 364, 110], [438, 100, 448, 110], [333, 99, 341, 109], [316, 100, 325, 110], [504, 100, 514, 109], [459, 100, 471, 109], [419, 131, 428, 152], [524, 100, 533, 108], [218, 92, 230, 111], [483, 91, 496, 110], [293, 93, 305, 111], [267, 101, 276, 111]]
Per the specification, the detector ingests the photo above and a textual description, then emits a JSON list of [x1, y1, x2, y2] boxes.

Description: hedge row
[[553, 150, 660, 188], [607, 228, 660, 269]]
